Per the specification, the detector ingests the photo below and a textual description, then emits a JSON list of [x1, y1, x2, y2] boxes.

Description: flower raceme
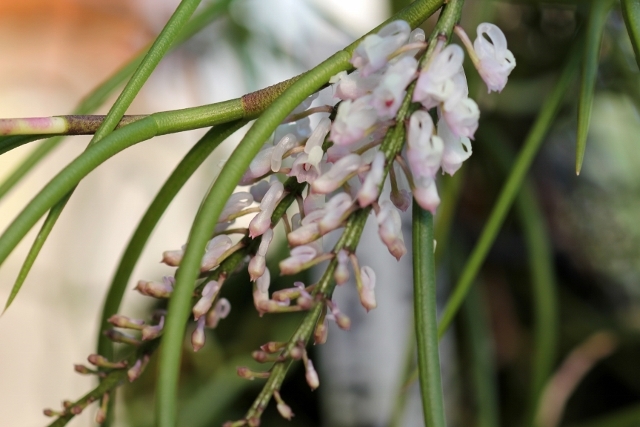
[[90, 18, 515, 425]]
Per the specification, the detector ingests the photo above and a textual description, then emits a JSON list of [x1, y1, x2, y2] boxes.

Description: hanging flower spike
[[358, 266, 377, 312], [200, 235, 233, 272], [351, 20, 411, 76], [413, 43, 465, 110], [330, 95, 379, 146], [206, 298, 231, 329], [192, 280, 220, 320], [376, 201, 407, 261], [330, 70, 382, 101], [279, 245, 318, 275], [357, 151, 386, 207], [249, 180, 284, 238], [248, 228, 274, 281], [311, 154, 363, 194], [407, 110, 444, 179], [371, 56, 418, 120], [437, 117, 472, 175]]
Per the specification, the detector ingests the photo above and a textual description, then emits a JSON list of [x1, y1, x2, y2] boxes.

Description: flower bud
[[191, 316, 206, 352], [305, 359, 320, 390]]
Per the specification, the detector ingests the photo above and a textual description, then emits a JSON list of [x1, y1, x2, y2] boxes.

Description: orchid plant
[[1, 0, 639, 426]]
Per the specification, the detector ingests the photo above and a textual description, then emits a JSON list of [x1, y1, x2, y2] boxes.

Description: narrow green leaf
[[622, 0, 640, 70], [96, 120, 247, 360], [2, 193, 71, 312], [413, 204, 446, 427], [463, 286, 500, 427], [576, 0, 614, 175], [437, 44, 580, 339], [481, 127, 559, 427]]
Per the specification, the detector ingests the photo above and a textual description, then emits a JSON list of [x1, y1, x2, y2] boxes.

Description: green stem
[[89, 0, 202, 145], [413, 205, 446, 427], [437, 45, 580, 339]]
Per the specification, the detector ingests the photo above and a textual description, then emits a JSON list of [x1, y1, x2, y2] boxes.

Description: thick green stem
[[413, 205, 446, 427]]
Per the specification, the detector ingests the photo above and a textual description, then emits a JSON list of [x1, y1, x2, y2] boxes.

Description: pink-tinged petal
[[413, 44, 465, 109], [249, 181, 284, 238], [413, 176, 441, 214], [330, 70, 381, 100], [200, 236, 233, 271], [359, 266, 377, 311], [351, 20, 411, 76], [376, 201, 407, 260], [473, 23, 516, 93], [407, 110, 444, 179], [437, 118, 472, 175], [191, 317, 206, 352], [441, 97, 480, 139], [280, 245, 317, 275], [312, 154, 363, 194], [319, 192, 353, 233], [330, 95, 378, 146], [357, 151, 386, 207], [371, 57, 418, 119], [218, 192, 254, 222]]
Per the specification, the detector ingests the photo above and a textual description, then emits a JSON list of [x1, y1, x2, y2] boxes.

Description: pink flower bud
[[441, 97, 480, 140], [371, 56, 418, 119], [413, 176, 440, 214], [314, 318, 329, 345], [407, 110, 444, 179], [201, 236, 233, 272], [107, 314, 145, 330], [141, 316, 164, 340], [305, 359, 320, 390], [437, 117, 472, 175], [161, 247, 184, 266], [218, 192, 254, 222], [206, 298, 231, 329], [191, 316, 206, 352], [135, 276, 174, 298], [192, 280, 220, 320], [271, 133, 298, 172], [127, 354, 150, 382], [274, 391, 295, 420], [312, 154, 363, 194], [319, 192, 353, 233], [253, 268, 271, 315], [413, 43, 465, 109], [330, 70, 381, 100], [334, 249, 350, 285], [287, 222, 321, 246], [351, 20, 411, 76], [248, 145, 275, 179], [249, 180, 284, 238], [376, 201, 407, 261], [248, 228, 273, 280], [279, 246, 317, 275], [357, 151, 386, 207], [359, 266, 377, 312], [330, 96, 378, 146]]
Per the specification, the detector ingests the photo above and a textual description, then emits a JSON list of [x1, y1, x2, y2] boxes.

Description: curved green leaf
[[576, 0, 614, 175], [622, 0, 640, 70]]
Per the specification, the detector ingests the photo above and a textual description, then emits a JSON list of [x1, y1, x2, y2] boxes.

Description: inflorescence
[[45, 19, 514, 425]]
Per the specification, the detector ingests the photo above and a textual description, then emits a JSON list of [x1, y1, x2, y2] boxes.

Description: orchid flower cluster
[[60, 18, 515, 424]]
